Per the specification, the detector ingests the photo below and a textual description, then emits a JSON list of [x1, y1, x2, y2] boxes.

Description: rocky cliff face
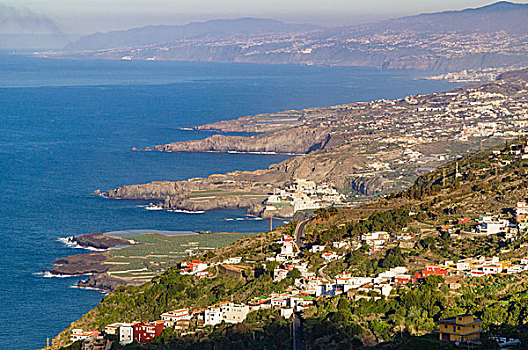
[[104, 180, 190, 200], [144, 126, 333, 155]]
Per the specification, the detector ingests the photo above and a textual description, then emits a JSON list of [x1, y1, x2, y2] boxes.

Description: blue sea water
[[0, 55, 459, 349]]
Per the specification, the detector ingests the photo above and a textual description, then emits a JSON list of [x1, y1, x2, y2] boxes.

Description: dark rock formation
[[51, 253, 110, 276], [73, 233, 131, 250], [144, 127, 332, 155], [77, 273, 143, 292]]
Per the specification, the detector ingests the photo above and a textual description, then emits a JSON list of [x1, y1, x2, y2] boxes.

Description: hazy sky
[[3, 0, 528, 35]]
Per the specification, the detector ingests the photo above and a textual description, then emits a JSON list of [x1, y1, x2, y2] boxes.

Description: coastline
[[3, 59, 462, 350], [48, 230, 258, 292], [101, 73, 525, 219]]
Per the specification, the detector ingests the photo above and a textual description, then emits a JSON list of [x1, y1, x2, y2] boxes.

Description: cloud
[[0, 3, 61, 34]]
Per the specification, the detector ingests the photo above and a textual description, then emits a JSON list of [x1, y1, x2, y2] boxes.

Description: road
[[294, 219, 310, 252], [292, 219, 310, 350], [293, 312, 305, 350]]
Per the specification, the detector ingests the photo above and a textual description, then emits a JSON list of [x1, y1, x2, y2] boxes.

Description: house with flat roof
[[438, 314, 482, 343], [204, 302, 250, 326], [133, 321, 164, 343], [70, 329, 101, 343], [160, 309, 192, 327]]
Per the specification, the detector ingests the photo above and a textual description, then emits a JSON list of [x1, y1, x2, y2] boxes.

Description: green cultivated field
[[105, 232, 256, 280]]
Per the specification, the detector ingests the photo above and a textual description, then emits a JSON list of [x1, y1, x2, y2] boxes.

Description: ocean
[[0, 54, 459, 349]]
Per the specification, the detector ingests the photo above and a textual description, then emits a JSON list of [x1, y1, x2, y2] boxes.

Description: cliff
[[144, 126, 333, 154], [72, 233, 131, 250], [77, 273, 143, 291]]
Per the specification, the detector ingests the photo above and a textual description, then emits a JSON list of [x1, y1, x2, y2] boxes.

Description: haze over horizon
[[3, 0, 528, 35]]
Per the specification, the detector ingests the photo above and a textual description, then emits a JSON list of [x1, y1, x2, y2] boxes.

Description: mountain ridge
[[63, 18, 321, 51]]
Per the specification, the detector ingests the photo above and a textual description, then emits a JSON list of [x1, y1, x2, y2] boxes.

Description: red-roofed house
[[133, 321, 164, 343], [422, 265, 448, 278]]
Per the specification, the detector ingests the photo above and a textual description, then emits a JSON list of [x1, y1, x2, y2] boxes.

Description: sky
[[2, 0, 528, 35]]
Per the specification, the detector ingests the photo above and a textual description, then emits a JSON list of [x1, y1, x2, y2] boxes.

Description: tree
[[379, 247, 405, 268], [288, 268, 302, 279]]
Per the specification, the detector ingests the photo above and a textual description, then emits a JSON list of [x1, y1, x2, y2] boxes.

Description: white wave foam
[[170, 210, 205, 214], [69, 284, 108, 294], [145, 206, 164, 211], [57, 237, 105, 251], [36, 271, 80, 278]]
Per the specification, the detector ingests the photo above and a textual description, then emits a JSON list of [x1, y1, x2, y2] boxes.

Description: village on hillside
[[70, 187, 528, 349], [63, 131, 528, 350]]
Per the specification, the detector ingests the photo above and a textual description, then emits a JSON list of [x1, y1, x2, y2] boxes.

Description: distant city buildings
[[264, 179, 346, 217]]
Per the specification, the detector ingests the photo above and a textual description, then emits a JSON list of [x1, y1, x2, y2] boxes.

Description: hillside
[[49, 2, 528, 71], [52, 138, 528, 349]]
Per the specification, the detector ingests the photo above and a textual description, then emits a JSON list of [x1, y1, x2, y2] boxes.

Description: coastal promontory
[[104, 69, 528, 217]]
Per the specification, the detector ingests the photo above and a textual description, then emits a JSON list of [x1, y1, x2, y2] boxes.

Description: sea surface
[[0, 54, 459, 349]]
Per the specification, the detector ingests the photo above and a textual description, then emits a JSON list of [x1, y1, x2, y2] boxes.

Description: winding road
[[292, 218, 311, 350], [294, 218, 310, 252]]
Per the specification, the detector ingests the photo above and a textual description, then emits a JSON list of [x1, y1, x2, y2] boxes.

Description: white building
[[222, 257, 242, 264], [273, 268, 289, 282], [321, 251, 339, 262], [119, 324, 134, 346], [332, 241, 349, 249], [482, 264, 502, 274], [310, 245, 326, 253], [70, 329, 100, 343], [281, 241, 294, 256], [204, 302, 250, 326], [280, 308, 294, 319], [160, 309, 192, 327], [476, 216, 509, 235], [204, 307, 223, 326], [361, 231, 390, 249], [456, 262, 471, 271], [222, 303, 250, 324]]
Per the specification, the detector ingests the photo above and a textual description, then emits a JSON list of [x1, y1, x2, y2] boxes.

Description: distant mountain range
[[366, 1, 528, 34], [51, 2, 528, 71], [64, 18, 320, 51]]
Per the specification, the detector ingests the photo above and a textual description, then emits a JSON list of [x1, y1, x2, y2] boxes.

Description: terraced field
[[104, 232, 256, 281]]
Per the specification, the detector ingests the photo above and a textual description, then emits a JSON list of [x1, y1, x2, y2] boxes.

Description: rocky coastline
[[68, 232, 131, 250], [141, 126, 333, 155], [50, 233, 139, 291], [77, 273, 143, 291], [98, 70, 528, 219]]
